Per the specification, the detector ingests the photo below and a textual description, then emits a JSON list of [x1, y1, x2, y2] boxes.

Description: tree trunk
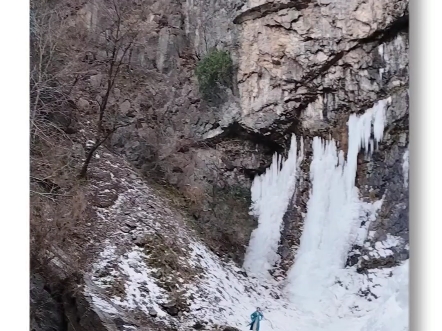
[[78, 142, 101, 179]]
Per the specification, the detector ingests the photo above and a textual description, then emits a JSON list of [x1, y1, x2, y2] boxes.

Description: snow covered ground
[[85, 97, 408, 331]]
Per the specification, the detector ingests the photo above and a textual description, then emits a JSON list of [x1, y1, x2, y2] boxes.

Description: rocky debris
[[148, 308, 158, 317], [357, 287, 379, 301], [346, 233, 409, 274], [46, 107, 79, 135], [357, 255, 401, 273], [192, 321, 205, 329], [77, 97, 91, 111], [161, 301, 179, 316], [133, 235, 149, 247], [121, 226, 132, 233], [222, 326, 242, 331], [346, 245, 363, 268], [114, 317, 138, 330], [270, 291, 280, 300], [236, 270, 248, 278], [125, 221, 137, 230]]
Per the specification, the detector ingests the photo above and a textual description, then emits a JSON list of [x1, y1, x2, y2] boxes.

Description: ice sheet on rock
[[376, 35, 408, 82], [351, 97, 391, 156], [378, 44, 384, 59], [354, 200, 384, 246]]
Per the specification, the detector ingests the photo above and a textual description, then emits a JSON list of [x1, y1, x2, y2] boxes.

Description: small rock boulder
[[77, 98, 90, 112], [133, 236, 148, 247], [160, 301, 179, 316], [223, 326, 241, 331], [193, 321, 205, 329], [90, 74, 102, 89]]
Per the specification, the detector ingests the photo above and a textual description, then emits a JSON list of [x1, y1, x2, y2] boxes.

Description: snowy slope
[[84, 98, 408, 331]]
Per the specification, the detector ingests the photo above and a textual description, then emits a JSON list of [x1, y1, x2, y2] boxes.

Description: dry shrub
[[30, 0, 78, 143], [30, 131, 89, 275], [70, 188, 87, 223], [30, 181, 90, 272], [182, 184, 208, 211]]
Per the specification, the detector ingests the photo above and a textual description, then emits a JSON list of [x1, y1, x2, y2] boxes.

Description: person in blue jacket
[[249, 307, 264, 331]]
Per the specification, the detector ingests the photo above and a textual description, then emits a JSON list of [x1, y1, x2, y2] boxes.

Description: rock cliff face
[[106, 0, 409, 271], [98, 0, 408, 269], [230, 0, 409, 274], [30, 0, 409, 330]]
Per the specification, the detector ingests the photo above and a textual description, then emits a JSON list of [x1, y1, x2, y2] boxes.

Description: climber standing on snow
[[249, 307, 264, 331]]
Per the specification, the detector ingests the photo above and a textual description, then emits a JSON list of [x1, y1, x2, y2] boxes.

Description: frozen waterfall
[[242, 97, 408, 331], [243, 135, 304, 277], [286, 98, 392, 308]]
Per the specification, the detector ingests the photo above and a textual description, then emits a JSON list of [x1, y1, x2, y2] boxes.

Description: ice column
[[286, 98, 391, 307], [243, 135, 304, 277]]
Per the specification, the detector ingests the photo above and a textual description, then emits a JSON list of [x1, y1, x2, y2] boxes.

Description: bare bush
[[30, 182, 88, 275], [30, 0, 77, 143]]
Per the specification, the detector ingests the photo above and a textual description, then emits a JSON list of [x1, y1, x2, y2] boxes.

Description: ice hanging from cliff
[[286, 97, 392, 310], [403, 148, 409, 188], [243, 135, 304, 277]]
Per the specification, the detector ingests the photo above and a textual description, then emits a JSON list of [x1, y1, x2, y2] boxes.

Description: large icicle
[[243, 135, 304, 277], [402, 148, 409, 188], [286, 98, 391, 310]]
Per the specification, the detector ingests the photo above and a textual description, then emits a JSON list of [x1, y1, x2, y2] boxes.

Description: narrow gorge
[[30, 0, 409, 331]]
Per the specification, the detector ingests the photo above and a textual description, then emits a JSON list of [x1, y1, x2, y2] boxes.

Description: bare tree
[[78, 0, 141, 178]]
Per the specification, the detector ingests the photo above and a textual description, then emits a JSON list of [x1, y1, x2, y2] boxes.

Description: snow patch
[[360, 260, 409, 331], [185, 241, 312, 331], [114, 250, 169, 318], [89, 243, 170, 321], [378, 44, 384, 59], [90, 296, 119, 315]]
